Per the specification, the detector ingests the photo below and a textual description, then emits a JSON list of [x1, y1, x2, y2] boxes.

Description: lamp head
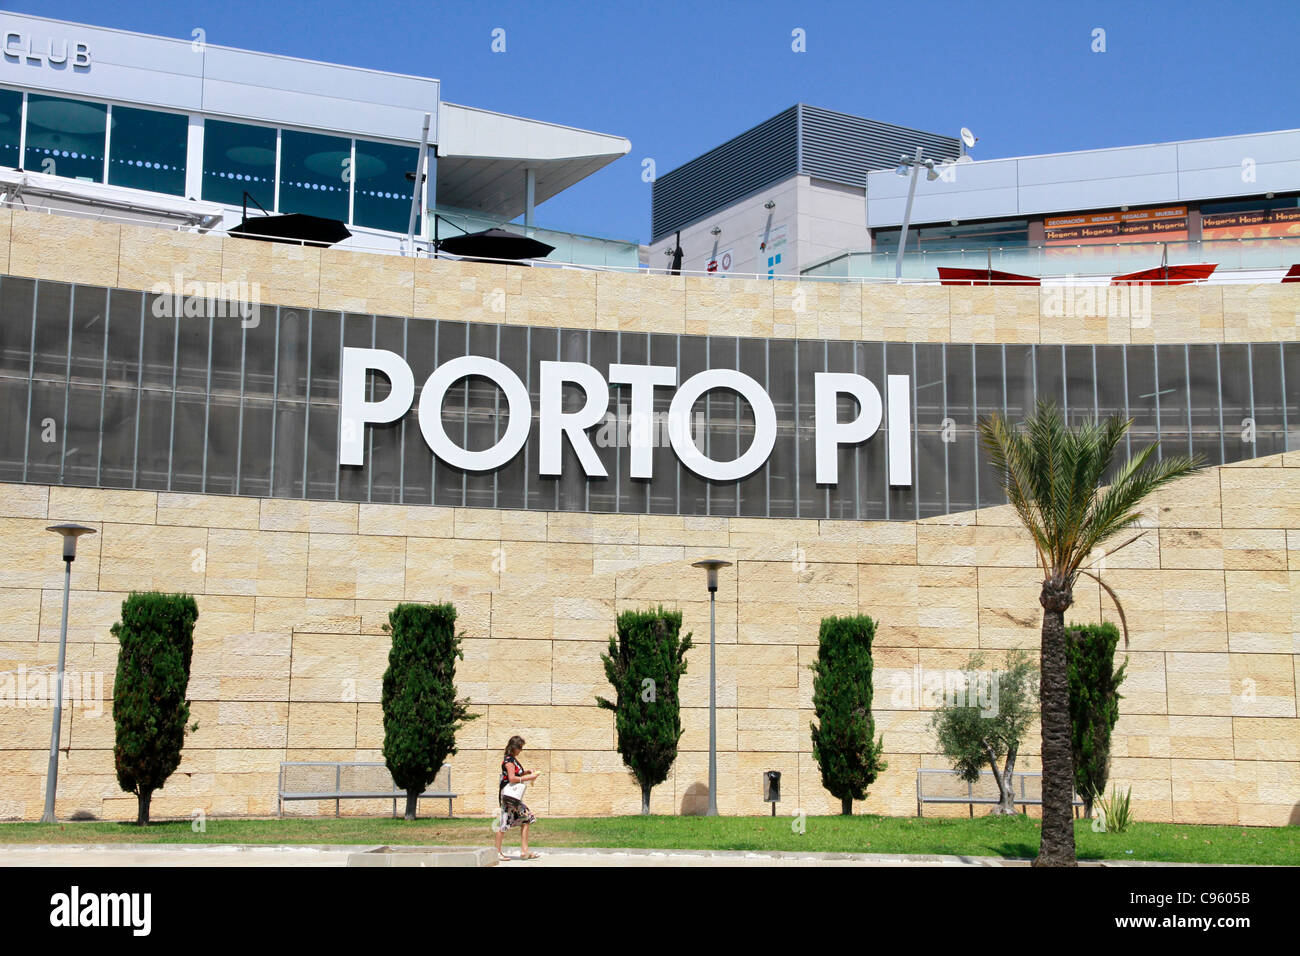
[[46, 523, 96, 562], [691, 557, 733, 593]]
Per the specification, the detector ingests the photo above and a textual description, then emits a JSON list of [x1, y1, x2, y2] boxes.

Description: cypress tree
[[111, 591, 199, 826], [1066, 622, 1127, 817], [810, 614, 887, 815], [596, 607, 692, 814], [381, 602, 477, 820]]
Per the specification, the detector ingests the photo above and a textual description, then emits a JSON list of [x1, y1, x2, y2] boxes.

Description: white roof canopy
[[0, 169, 225, 230], [435, 103, 630, 219]]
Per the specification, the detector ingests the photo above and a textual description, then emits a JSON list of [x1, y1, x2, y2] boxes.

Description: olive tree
[[930, 650, 1038, 815]]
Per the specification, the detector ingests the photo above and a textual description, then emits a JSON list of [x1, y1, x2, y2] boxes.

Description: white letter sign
[[887, 374, 912, 486], [539, 361, 610, 477], [338, 348, 415, 467], [814, 373, 883, 484], [668, 369, 776, 481], [417, 355, 530, 471]]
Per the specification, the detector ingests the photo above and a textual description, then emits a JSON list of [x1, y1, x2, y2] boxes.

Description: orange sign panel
[[1045, 206, 1188, 245]]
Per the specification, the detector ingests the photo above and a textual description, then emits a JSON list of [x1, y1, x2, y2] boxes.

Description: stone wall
[[0, 209, 1296, 825]]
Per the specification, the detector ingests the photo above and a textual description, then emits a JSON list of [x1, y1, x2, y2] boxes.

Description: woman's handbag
[[502, 781, 527, 801]]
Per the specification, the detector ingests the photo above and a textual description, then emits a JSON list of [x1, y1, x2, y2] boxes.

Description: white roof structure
[[0, 168, 224, 230], [436, 103, 631, 218], [866, 128, 1300, 227], [0, 12, 630, 230]]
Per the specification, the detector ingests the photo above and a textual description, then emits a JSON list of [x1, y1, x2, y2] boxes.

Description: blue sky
[[11, 0, 1300, 244]]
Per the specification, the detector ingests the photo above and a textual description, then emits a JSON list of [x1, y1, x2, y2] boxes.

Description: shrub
[[1066, 622, 1127, 817], [381, 602, 477, 820], [111, 591, 198, 826], [810, 615, 887, 815], [596, 607, 692, 814], [1095, 784, 1134, 833]]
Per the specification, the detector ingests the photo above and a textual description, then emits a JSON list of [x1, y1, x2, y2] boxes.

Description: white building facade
[[0, 13, 635, 264]]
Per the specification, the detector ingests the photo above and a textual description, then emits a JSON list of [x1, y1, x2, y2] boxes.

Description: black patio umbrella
[[436, 227, 554, 261], [227, 213, 352, 247], [226, 190, 351, 248]]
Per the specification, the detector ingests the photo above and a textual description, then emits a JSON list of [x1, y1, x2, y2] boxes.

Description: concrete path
[[0, 844, 360, 867], [493, 847, 1022, 867], [0, 843, 1025, 867]]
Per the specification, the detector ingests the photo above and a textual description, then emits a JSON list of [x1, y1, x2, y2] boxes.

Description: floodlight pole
[[405, 112, 432, 255], [895, 146, 924, 283]]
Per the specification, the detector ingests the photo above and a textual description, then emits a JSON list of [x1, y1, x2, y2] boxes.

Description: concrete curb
[[0, 844, 1254, 867], [523, 846, 1023, 866], [346, 845, 497, 867]]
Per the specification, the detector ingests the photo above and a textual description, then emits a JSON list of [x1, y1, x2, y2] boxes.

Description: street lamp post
[[41, 523, 96, 824], [894, 146, 940, 283], [691, 558, 732, 816]]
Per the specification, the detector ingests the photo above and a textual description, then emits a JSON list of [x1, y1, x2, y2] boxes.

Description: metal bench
[[277, 761, 458, 818], [916, 768, 1084, 817]]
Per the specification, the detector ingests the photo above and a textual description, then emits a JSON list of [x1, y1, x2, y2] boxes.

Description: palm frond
[[981, 403, 1201, 588], [1071, 447, 1201, 574], [1079, 569, 1130, 650], [978, 411, 1050, 572]]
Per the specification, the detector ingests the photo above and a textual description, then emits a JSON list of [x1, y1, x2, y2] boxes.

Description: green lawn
[[1, 814, 1295, 865]]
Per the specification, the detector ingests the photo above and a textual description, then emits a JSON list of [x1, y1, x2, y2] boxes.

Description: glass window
[[24, 94, 106, 182], [279, 129, 349, 221], [0, 88, 21, 168], [108, 105, 187, 196], [0, 377, 25, 481], [202, 119, 277, 209], [99, 386, 138, 489], [873, 219, 1030, 251], [353, 139, 419, 232], [0, 276, 36, 376]]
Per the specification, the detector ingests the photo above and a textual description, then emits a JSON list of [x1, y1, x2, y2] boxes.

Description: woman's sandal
[[519, 851, 541, 860], [497, 852, 512, 862]]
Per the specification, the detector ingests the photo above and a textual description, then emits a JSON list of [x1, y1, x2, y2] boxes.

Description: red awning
[[1282, 264, 1300, 283], [1110, 263, 1217, 285], [937, 267, 1041, 287]]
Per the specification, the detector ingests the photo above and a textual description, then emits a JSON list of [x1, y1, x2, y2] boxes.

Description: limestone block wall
[[1, 207, 1298, 344], [0, 209, 1296, 825]]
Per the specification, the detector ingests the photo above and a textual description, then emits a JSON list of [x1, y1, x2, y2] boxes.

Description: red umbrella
[[1111, 263, 1217, 285], [938, 266, 1040, 286], [1111, 247, 1216, 285], [1282, 264, 1300, 283]]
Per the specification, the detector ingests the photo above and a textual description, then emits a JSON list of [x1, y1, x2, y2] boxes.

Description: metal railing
[[5, 197, 1300, 284], [0, 196, 641, 270], [803, 237, 1300, 283]]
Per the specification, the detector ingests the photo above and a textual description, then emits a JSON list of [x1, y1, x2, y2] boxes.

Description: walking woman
[[494, 735, 541, 861]]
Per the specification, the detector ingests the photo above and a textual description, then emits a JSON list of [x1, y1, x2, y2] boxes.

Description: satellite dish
[[960, 127, 978, 148]]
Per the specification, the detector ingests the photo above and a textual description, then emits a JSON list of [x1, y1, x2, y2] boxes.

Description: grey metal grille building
[[648, 104, 959, 277], [2, 275, 1293, 523], [652, 105, 959, 241]]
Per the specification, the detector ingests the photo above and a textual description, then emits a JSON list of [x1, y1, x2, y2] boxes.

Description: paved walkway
[[1, 843, 1026, 867], [1, 844, 359, 867], [493, 848, 1024, 867]]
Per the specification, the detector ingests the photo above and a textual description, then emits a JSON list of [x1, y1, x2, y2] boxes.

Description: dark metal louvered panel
[[799, 105, 961, 187], [650, 106, 799, 241], [651, 105, 960, 240]]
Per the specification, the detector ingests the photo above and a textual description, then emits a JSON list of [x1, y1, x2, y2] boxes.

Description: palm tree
[[978, 402, 1198, 866]]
